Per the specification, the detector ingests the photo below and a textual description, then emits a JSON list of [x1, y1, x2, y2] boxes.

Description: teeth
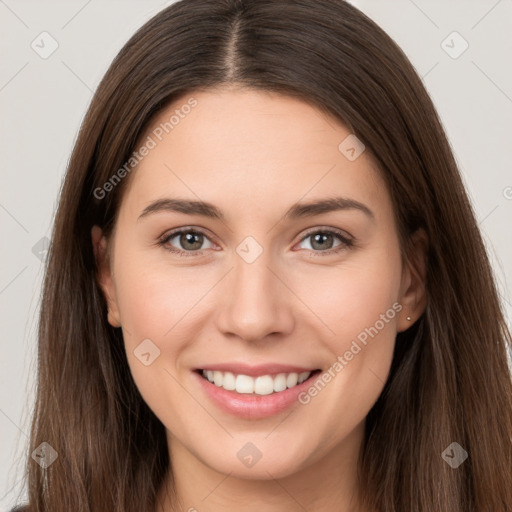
[[286, 372, 298, 388], [201, 370, 313, 394], [298, 371, 310, 383], [222, 371, 236, 390], [236, 374, 254, 394]]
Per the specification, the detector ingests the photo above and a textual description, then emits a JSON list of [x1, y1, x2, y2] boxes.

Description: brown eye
[[177, 232, 204, 251], [297, 229, 353, 254], [159, 229, 215, 255]]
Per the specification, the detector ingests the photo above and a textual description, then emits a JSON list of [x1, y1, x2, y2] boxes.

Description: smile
[[193, 366, 322, 419], [200, 369, 314, 395]]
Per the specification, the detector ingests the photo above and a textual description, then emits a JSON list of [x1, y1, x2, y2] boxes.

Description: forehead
[[120, 87, 390, 223]]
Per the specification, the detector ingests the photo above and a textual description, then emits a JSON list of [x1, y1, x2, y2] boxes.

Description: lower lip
[[193, 370, 321, 420]]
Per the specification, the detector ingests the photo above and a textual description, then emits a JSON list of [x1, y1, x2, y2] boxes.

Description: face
[[93, 87, 425, 481]]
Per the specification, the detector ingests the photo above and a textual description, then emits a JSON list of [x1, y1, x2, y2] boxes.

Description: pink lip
[[192, 368, 321, 420], [196, 362, 316, 377]]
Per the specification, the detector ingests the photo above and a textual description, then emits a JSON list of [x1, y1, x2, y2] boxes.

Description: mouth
[[192, 363, 323, 419], [194, 368, 322, 395]]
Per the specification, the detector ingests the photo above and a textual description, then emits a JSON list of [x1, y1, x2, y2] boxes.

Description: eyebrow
[[137, 196, 374, 222]]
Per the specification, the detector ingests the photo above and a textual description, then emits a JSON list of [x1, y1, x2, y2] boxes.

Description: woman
[[11, 0, 512, 511]]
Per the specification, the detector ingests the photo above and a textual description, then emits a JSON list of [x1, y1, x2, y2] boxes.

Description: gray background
[[1, 1, 511, 509]]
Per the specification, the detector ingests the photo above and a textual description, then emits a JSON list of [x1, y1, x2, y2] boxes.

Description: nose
[[215, 248, 295, 344]]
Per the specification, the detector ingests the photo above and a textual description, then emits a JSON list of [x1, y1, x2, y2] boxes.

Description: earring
[[406, 316, 411, 321]]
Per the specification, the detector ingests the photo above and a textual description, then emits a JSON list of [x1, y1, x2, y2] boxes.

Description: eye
[[158, 226, 354, 257], [296, 228, 353, 255], [158, 228, 215, 256]]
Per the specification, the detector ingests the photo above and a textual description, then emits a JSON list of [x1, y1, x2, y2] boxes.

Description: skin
[[92, 86, 427, 512]]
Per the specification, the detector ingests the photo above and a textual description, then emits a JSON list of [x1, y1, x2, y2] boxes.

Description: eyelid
[[158, 225, 354, 256], [158, 226, 217, 251], [293, 226, 354, 254], [297, 225, 353, 244]]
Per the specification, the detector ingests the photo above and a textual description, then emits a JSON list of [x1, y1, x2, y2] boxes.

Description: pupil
[[182, 232, 202, 250], [312, 233, 333, 250]]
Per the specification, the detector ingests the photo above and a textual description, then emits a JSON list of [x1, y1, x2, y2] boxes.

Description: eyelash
[[157, 227, 354, 257]]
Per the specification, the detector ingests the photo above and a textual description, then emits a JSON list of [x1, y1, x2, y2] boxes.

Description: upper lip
[[196, 363, 319, 377]]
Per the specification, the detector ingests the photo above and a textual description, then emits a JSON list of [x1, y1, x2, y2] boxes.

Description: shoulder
[[10, 506, 30, 512]]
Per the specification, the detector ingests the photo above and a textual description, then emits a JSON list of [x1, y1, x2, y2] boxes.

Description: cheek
[[114, 237, 402, 357], [112, 251, 223, 387], [110, 248, 182, 374], [112, 244, 199, 334], [112, 257, 198, 419], [292, 245, 402, 416], [293, 245, 402, 345]]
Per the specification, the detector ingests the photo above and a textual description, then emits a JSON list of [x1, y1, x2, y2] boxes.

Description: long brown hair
[[14, 0, 512, 511]]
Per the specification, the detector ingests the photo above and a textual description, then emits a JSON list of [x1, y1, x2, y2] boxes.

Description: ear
[[91, 225, 121, 328], [396, 228, 428, 332]]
